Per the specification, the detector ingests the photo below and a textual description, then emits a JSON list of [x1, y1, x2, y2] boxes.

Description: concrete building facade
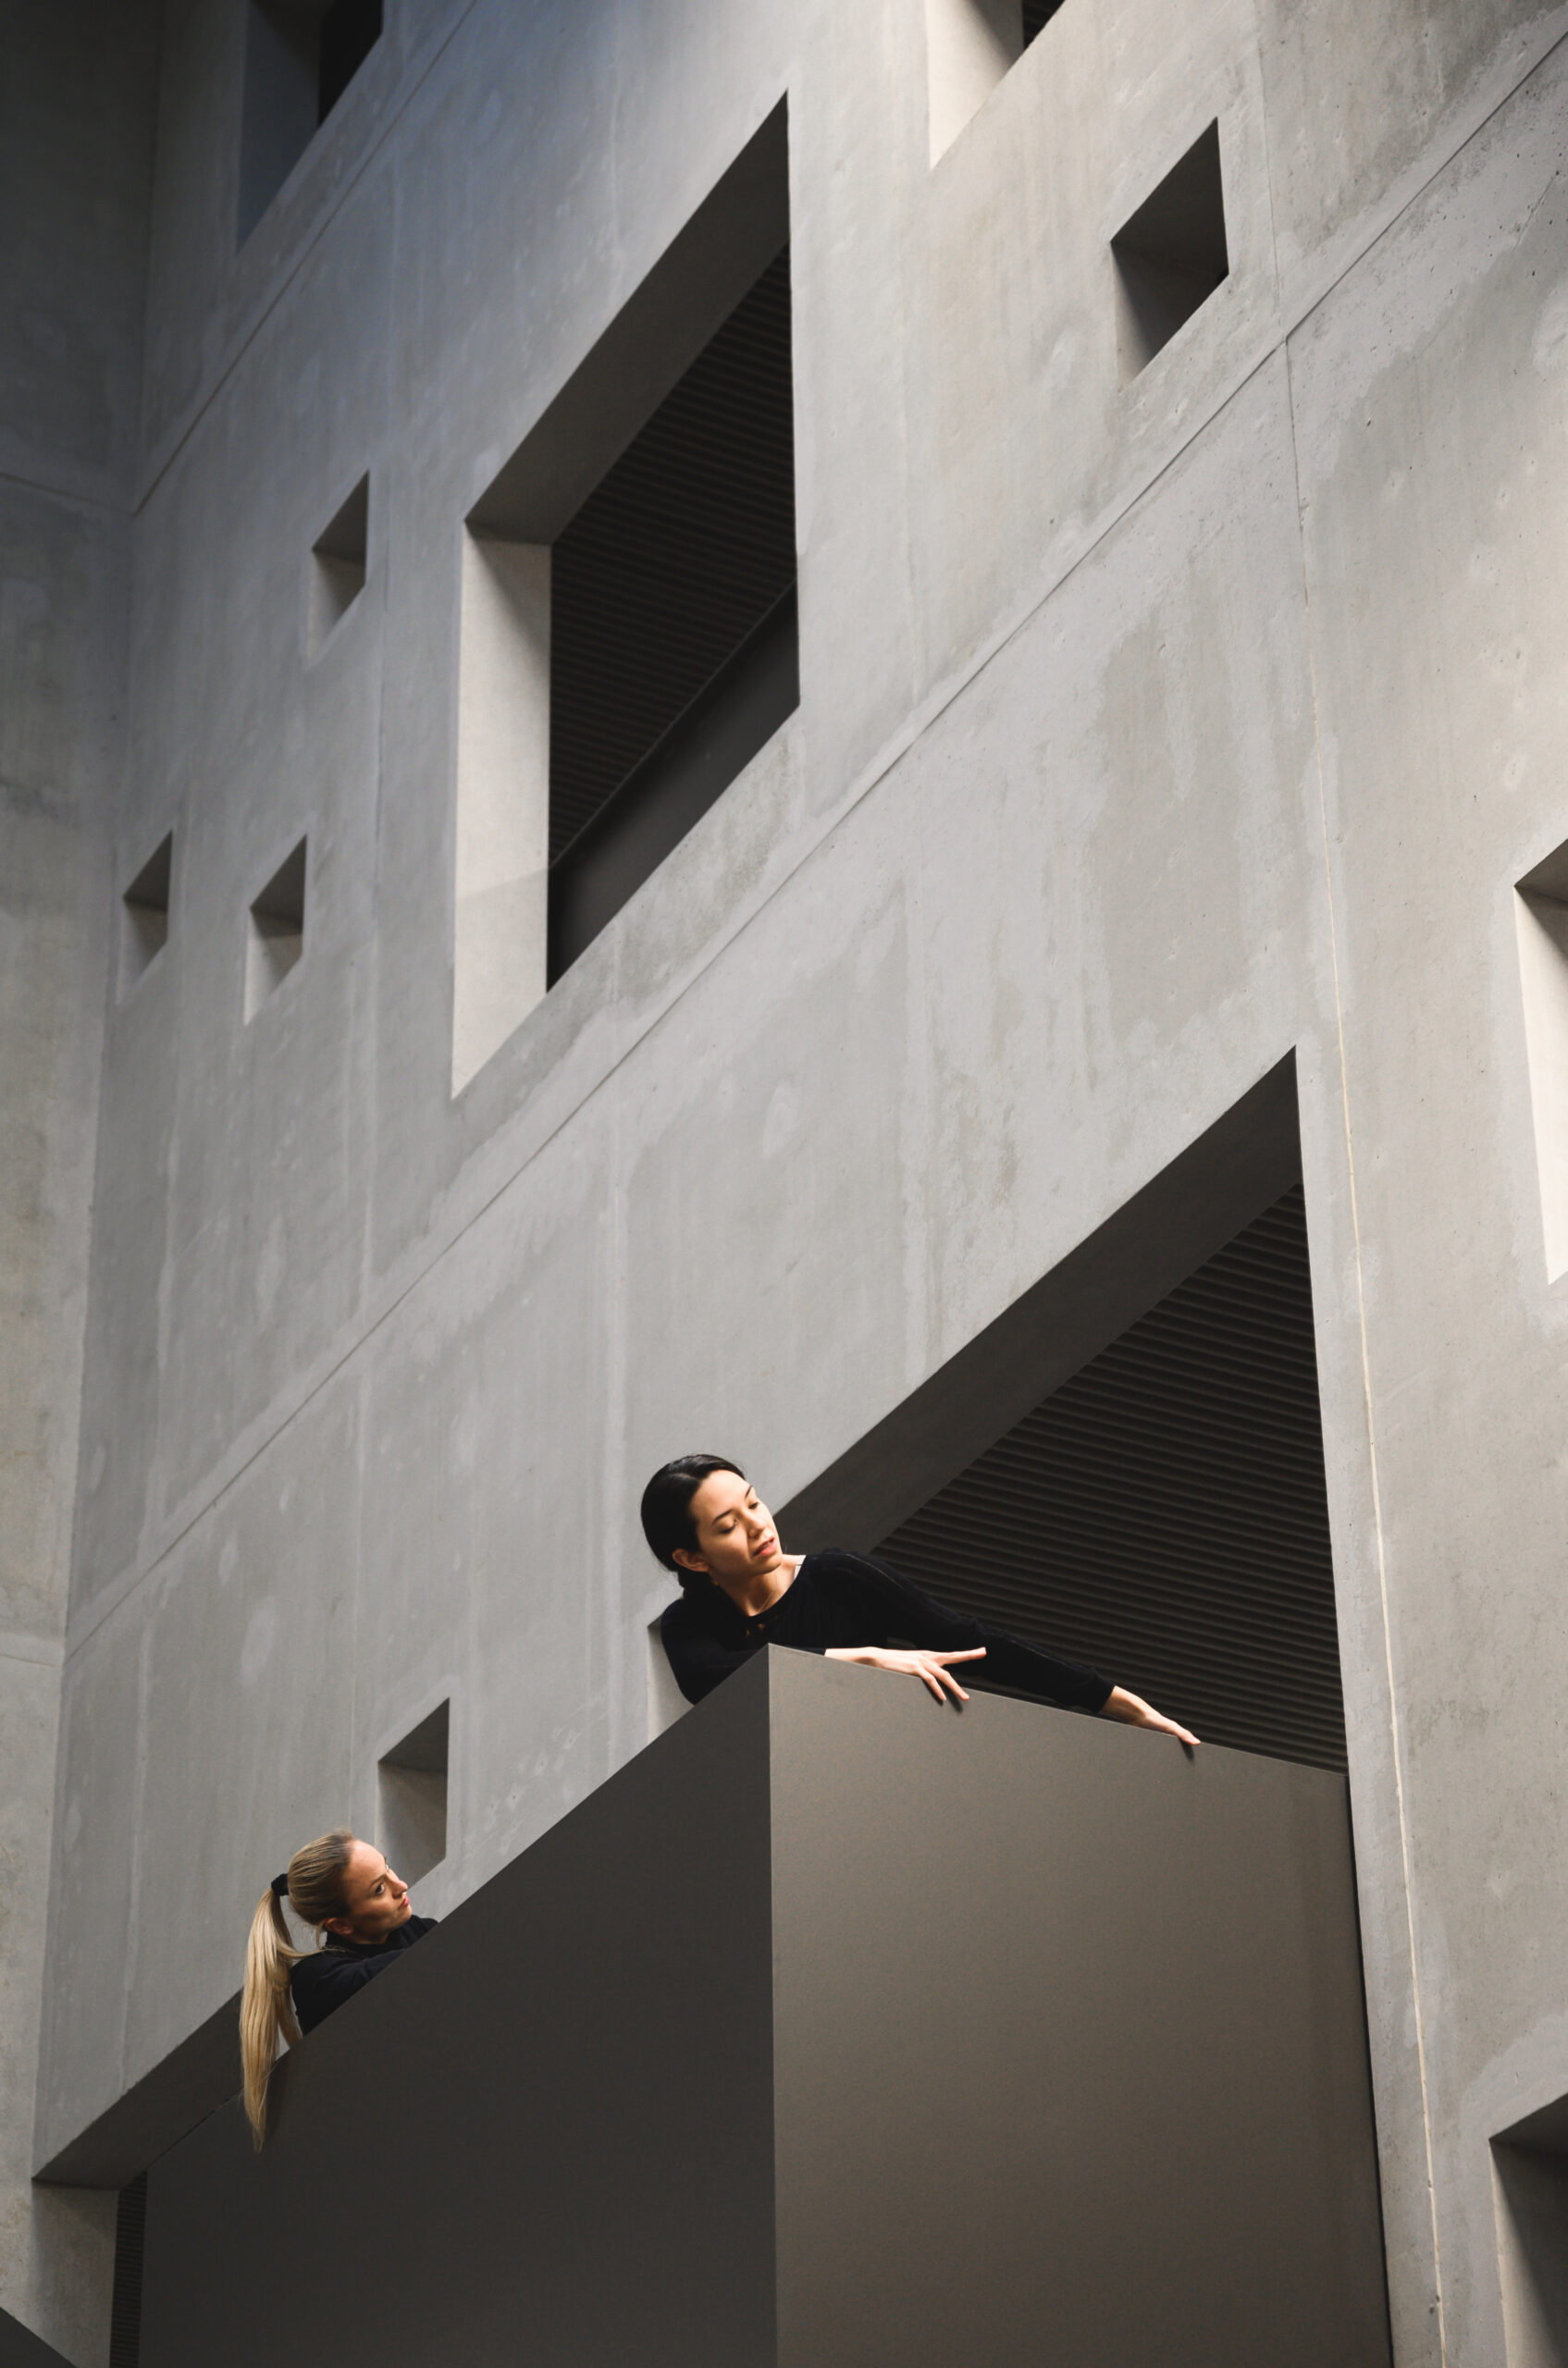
[[6, 0, 1568, 2357]]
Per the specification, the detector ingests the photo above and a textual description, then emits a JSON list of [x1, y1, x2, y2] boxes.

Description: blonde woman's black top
[[660, 1545, 1112, 1712], [290, 1915, 438, 2035]]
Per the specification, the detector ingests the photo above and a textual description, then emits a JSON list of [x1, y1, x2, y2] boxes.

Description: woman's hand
[[824, 1645, 987, 1704], [1100, 1685, 1200, 1746]]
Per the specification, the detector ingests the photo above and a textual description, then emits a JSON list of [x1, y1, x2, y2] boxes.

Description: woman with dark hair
[[643, 1454, 1198, 1742]]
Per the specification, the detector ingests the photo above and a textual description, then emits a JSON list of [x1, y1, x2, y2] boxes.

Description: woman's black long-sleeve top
[[660, 1545, 1113, 1712], [290, 1915, 438, 2036]]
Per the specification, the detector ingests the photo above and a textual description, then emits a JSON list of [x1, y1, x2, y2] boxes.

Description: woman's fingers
[[934, 1648, 987, 1664]]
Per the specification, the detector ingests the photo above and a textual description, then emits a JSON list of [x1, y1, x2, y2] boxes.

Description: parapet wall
[[140, 1650, 1387, 2368]]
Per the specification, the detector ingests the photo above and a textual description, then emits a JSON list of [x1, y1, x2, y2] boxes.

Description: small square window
[[925, 0, 1067, 165], [237, 0, 384, 246], [1515, 839, 1568, 1277], [119, 831, 174, 997], [309, 473, 369, 656], [377, 1701, 449, 1890], [1493, 2092, 1568, 2362], [1019, 1, 1065, 41], [245, 837, 307, 1020], [1111, 121, 1229, 382]]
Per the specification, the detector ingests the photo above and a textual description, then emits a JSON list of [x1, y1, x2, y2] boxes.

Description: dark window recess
[[238, 0, 384, 245], [546, 244, 797, 983], [1494, 2094, 1568, 2359], [310, 472, 369, 651], [877, 1187, 1346, 1770], [109, 2172, 147, 2368], [1111, 120, 1229, 381], [378, 1701, 450, 1889], [1020, 0, 1066, 43], [120, 831, 174, 995], [245, 836, 308, 1019], [317, 0, 382, 120]]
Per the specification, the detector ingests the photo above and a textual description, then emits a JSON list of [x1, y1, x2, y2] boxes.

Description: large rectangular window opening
[[451, 104, 796, 1093], [777, 1061, 1348, 1769]]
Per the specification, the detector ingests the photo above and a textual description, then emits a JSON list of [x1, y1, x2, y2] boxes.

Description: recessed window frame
[[118, 829, 176, 1001], [449, 101, 796, 1095], [307, 471, 370, 660], [925, 0, 1067, 164], [244, 834, 309, 1022], [1110, 119, 1230, 384], [236, 0, 385, 249], [377, 1697, 451, 1892]]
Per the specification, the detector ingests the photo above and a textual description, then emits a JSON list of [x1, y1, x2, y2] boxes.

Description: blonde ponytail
[[240, 1828, 354, 2145]]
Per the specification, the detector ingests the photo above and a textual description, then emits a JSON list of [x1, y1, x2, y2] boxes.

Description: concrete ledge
[[35, 1992, 240, 2192]]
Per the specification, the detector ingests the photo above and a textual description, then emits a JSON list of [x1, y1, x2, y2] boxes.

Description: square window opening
[[925, 0, 1067, 164], [1019, 0, 1065, 38], [1515, 841, 1568, 1281], [310, 473, 369, 654], [1494, 2094, 1568, 2365], [451, 103, 796, 1092], [245, 836, 307, 1020], [120, 830, 174, 997], [377, 1700, 450, 1891], [1111, 120, 1229, 382], [238, 0, 383, 247]]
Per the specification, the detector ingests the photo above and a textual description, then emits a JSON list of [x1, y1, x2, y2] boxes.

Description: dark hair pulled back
[[641, 1454, 747, 1585]]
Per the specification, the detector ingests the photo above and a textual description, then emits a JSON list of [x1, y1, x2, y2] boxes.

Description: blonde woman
[[241, 1828, 436, 2142]]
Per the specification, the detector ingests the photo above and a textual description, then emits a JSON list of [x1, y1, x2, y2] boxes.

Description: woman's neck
[[713, 1552, 803, 1620]]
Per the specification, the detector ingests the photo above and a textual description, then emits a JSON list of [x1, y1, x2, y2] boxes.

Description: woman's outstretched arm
[[1098, 1684, 1200, 1746]]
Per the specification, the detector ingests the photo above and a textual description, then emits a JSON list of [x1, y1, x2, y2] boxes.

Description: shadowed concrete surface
[[0, 2308, 73, 2368], [139, 1652, 1387, 2367]]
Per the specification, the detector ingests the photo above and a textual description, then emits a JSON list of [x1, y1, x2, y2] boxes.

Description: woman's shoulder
[[798, 1545, 901, 1589]]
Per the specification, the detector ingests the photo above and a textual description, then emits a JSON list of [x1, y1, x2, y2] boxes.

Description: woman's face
[[325, 1841, 414, 1944], [675, 1471, 784, 1586]]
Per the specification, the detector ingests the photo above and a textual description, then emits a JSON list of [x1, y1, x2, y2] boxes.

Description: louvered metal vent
[[877, 1187, 1346, 1770], [549, 244, 796, 865], [109, 2172, 146, 2367]]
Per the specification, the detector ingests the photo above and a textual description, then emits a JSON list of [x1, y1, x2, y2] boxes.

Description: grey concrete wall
[[19, 2, 1568, 2363], [0, 2, 161, 2355]]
